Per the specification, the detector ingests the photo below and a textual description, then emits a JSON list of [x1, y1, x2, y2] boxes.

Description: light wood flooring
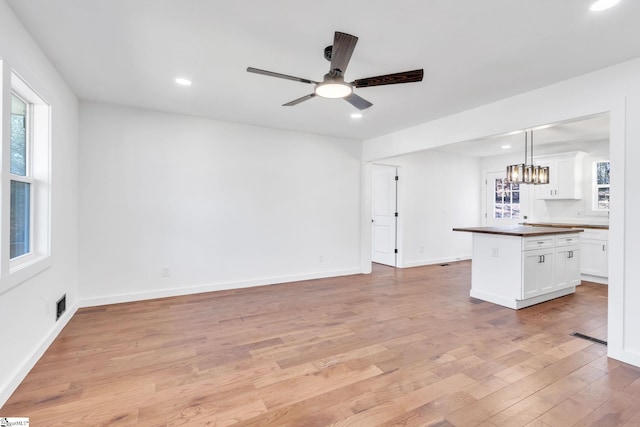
[[3, 261, 640, 426]]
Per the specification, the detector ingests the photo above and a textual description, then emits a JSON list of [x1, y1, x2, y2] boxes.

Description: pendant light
[[506, 130, 549, 185]]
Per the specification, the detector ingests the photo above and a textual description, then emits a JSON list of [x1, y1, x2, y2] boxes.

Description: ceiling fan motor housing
[[324, 45, 333, 61]]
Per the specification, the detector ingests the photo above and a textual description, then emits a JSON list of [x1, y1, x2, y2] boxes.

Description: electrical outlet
[[420, 246, 425, 253], [162, 266, 171, 277], [319, 255, 324, 263], [491, 248, 499, 257]]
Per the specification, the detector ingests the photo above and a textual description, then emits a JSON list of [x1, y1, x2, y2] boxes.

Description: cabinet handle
[[539, 255, 545, 263], [568, 250, 573, 258], [603, 244, 605, 251]]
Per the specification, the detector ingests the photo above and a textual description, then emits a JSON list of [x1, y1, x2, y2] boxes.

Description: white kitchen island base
[[453, 226, 583, 310], [470, 286, 575, 310]]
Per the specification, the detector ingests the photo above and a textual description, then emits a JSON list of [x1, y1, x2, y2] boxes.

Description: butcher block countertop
[[522, 222, 608, 230], [452, 225, 584, 237]]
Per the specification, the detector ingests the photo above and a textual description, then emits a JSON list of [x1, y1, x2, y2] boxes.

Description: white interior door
[[372, 165, 397, 266], [485, 170, 528, 227]]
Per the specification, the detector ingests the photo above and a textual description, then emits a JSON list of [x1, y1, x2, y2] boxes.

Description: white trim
[[581, 274, 608, 285], [402, 255, 471, 268], [0, 301, 78, 407], [470, 286, 575, 310], [79, 268, 361, 307]]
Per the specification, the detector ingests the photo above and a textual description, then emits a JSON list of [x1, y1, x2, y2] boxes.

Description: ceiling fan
[[247, 31, 423, 110]]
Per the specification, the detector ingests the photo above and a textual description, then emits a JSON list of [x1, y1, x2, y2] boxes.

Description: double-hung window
[[1, 60, 51, 292], [10, 93, 32, 259]]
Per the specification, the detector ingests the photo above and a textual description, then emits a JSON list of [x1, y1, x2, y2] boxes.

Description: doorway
[[485, 170, 529, 227]]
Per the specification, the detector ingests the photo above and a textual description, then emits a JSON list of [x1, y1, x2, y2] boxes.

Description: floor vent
[[571, 332, 607, 346], [56, 294, 67, 321], [439, 263, 450, 267]]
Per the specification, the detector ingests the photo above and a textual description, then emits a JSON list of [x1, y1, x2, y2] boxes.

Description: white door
[[372, 165, 397, 266], [485, 171, 527, 227]]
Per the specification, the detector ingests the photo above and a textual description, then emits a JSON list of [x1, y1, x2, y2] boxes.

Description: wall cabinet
[[535, 152, 585, 200], [580, 229, 608, 282]]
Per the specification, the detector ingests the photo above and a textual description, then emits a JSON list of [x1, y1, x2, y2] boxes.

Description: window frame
[[592, 160, 610, 212], [0, 60, 52, 294], [9, 91, 35, 262]]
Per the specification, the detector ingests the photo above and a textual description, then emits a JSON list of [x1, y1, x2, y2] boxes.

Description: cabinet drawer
[[555, 234, 581, 246], [523, 237, 554, 250]]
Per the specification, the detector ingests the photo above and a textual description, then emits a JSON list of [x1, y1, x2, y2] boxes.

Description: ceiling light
[[590, 0, 621, 11], [501, 145, 511, 149], [351, 113, 363, 119], [175, 77, 192, 86], [506, 130, 549, 185], [315, 82, 352, 99]]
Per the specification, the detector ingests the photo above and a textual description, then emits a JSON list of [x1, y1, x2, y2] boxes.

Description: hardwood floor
[[3, 261, 639, 426]]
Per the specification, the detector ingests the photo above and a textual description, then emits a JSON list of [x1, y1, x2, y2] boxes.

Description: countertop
[[521, 222, 608, 230], [452, 225, 584, 237]]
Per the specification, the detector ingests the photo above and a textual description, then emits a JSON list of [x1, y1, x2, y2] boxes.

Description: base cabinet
[[523, 248, 554, 299], [470, 232, 582, 309], [554, 246, 581, 289], [580, 229, 608, 281]]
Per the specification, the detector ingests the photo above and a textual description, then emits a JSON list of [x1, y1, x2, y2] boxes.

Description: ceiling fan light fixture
[[315, 82, 353, 99], [590, 0, 621, 11]]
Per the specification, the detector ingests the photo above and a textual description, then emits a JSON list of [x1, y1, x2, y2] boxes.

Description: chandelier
[[505, 130, 549, 185]]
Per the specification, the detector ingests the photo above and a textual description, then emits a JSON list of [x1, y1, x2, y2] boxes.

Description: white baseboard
[[0, 301, 78, 408], [581, 274, 608, 285], [401, 255, 471, 268], [79, 268, 361, 308]]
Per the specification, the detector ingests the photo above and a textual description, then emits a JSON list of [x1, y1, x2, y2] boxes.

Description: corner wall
[[0, 0, 79, 405]]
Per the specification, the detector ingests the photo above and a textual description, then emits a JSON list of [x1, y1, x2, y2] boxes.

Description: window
[[10, 94, 32, 258], [0, 61, 51, 292], [494, 178, 520, 219], [593, 161, 610, 211]]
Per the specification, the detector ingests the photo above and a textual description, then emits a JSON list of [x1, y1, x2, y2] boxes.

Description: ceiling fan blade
[[247, 67, 316, 84], [352, 69, 424, 88], [330, 32, 358, 75], [344, 93, 373, 110], [283, 93, 316, 106]]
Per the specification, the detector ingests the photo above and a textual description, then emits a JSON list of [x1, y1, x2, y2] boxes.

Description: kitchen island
[[453, 226, 583, 309]]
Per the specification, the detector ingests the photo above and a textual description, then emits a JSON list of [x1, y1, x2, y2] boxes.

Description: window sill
[[0, 255, 52, 295]]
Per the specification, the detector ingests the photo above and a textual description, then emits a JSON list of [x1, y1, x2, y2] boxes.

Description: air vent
[[56, 294, 66, 321], [571, 332, 607, 346]]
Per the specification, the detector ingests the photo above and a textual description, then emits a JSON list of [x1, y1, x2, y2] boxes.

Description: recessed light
[[590, 0, 621, 11], [175, 77, 192, 86], [350, 112, 363, 119], [501, 145, 511, 150]]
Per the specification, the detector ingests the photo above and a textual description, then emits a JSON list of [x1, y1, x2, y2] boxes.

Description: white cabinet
[[466, 230, 582, 309], [580, 229, 608, 282], [554, 245, 581, 289], [523, 247, 554, 298], [535, 152, 585, 200]]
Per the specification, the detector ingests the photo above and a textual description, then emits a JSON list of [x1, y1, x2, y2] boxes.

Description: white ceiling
[[6, 0, 640, 141], [435, 113, 611, 158]]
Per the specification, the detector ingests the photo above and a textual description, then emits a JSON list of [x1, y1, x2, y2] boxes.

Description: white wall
[[0, 0, 79, 405], [363, 58, 640, 368], [378, 150, 480, 267], [79, 102, 362, 305]]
